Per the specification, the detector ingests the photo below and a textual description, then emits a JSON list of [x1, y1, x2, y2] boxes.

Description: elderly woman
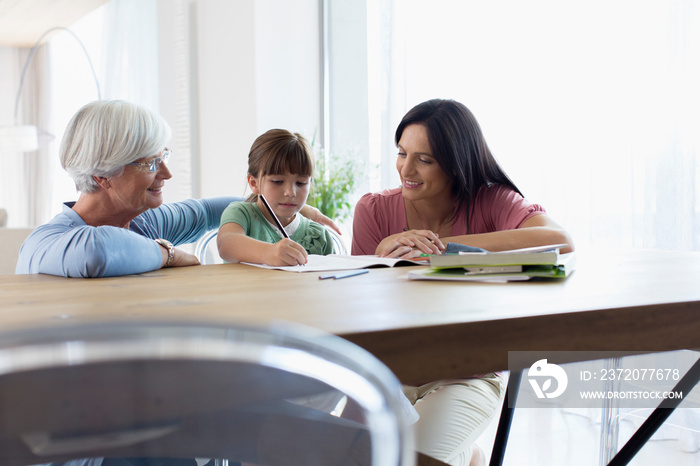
[[16, 100, 333, 278], [352, 99, 574, 466]]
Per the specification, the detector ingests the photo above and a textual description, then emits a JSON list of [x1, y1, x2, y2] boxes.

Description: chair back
[[196, 226, 347, 265], [194, 229, 222, 265], [0, 321, 414, 466], [327, 227, 348, 255], [0, 228, 34, 275]]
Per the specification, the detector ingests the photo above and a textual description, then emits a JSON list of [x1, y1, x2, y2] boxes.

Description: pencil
[[319, 269, 369, 280], [259, 194, 290, 239]]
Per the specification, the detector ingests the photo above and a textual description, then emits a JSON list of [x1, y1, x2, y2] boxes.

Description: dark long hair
[[395, 99, 522, 230]]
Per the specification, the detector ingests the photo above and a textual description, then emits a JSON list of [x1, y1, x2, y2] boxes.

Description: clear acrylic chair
[[193, 229, 222, 264], [0, 321, 414, 466], [195, 227, 347, 265]]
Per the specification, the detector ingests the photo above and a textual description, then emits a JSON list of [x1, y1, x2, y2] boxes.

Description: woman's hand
[[376, 230, 444, 257], [264, 238, 308, 266], [382, 246, 428, 260], [441, 214, 575, 254], [300, 205, 341, 234], [169, 249, 201, 268]]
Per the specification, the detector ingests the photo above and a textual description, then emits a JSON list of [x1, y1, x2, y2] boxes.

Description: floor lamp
[[0, 27, 102, 153]]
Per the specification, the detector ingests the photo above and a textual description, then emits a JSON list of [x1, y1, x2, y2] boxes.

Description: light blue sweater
[[16, 197, 238, 278]]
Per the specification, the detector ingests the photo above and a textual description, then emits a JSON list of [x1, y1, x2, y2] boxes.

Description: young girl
[[218, 129, 333, 266]]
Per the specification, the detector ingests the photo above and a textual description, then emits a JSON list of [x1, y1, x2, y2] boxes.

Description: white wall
[[158, 0, 322, 202], [254, 0, 322, 140], [1, 0, 322, 226], [327, 0, 369, 166], [195, 0, 257, 199]]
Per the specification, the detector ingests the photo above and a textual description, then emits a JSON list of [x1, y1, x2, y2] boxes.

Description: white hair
[[60, 100, 172, 193]]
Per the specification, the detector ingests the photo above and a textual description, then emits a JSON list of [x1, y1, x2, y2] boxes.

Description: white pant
[[404, 373, 505, 466]]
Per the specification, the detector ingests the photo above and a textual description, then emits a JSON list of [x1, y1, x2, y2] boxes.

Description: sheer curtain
[[0, 46, 51, 228], [48, 0, 165, 218], [0, 47, 27, 228], [41, 0, 194, 223], [333, 0, 700, 252], [101, 0, 159, 107], [0, 0, 162, 228], [48, 15, 105, 225], [2, 1, 151, 228]]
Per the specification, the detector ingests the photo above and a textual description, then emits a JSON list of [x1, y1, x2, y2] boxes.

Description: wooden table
[[1, 249, 699, 385]]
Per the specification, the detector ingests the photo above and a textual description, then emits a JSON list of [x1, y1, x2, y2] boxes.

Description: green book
[[409, 253, 576, 282], [428, 243, 568, 269]]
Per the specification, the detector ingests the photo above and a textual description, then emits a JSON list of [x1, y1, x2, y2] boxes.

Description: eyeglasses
[[128, 148, 171, 172]]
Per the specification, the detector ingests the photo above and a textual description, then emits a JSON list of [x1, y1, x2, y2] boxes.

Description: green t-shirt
[[219, 201, 334, 256]]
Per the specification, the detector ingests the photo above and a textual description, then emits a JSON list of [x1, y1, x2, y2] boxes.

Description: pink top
[[351, 184, 546, 255]]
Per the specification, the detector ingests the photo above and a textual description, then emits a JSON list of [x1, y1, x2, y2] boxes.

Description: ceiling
[[0, 0, 107, 47]]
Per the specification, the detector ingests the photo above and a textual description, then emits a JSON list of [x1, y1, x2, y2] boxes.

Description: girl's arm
[[217, 222, 308, 266]]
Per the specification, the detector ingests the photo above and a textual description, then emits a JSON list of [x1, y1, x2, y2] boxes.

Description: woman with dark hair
[[352, 98, 573, 258], [351, 99, 574, 466]]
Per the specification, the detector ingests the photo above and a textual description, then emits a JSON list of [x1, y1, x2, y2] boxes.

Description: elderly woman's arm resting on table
[[16, 198, 231, 278]]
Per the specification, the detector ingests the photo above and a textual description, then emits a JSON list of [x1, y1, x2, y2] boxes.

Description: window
[[327, 0, 700, 251], [48, 7, 107, 216]]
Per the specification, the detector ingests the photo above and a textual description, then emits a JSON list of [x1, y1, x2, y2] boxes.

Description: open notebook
[[242, 254, 427, 272]]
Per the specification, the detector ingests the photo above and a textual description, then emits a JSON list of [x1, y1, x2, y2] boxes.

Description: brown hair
[[245, 129, 314, 202], [248, 129, 314, 179]]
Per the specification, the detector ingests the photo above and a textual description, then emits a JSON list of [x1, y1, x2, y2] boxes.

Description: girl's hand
[[300, 205, 341, 234], [265, 238, 309, 266], [376, 230, 444, 257]]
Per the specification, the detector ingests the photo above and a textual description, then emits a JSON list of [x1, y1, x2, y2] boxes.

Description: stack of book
[[407, 244, 575, 282]]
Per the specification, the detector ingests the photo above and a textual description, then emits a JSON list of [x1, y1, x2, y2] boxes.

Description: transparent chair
[[0, 321, 414, 466], [195, 227, 347, 265]]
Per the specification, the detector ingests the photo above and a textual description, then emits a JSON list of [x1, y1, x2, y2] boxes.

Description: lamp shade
[[0, 125, 39, 152]]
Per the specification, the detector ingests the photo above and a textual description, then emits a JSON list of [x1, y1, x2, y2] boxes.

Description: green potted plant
[[308, 153, 359, 222]]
